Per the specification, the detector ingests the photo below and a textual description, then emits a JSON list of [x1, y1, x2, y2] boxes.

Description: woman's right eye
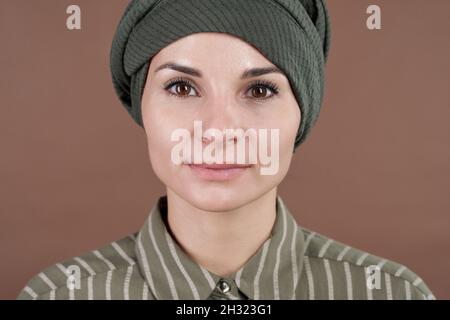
[[164, 79, 199, 99]]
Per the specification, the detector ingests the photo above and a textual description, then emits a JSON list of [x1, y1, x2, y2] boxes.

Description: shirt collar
[[135, 195, 305, 300]]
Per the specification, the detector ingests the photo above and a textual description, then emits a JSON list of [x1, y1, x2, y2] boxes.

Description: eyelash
[[163, 77, 280, 100]]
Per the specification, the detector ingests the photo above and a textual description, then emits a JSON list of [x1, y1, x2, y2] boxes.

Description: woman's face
[[141, 32, 300, 212]]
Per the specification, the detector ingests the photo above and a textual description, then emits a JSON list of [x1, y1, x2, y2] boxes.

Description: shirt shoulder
[[298, 227, 436, 300], [16, 233, 141, 300]]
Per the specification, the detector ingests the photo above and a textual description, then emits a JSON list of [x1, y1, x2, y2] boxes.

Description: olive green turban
[[110, 0, 331, 150]]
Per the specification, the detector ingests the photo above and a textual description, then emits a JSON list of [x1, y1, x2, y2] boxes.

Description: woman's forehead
[[151, 32, 277, 70]]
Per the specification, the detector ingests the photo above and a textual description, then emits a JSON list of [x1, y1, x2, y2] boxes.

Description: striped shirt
[[17, 195, 436, 300]]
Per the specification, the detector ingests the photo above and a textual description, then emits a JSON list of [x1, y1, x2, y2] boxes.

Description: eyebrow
[[154, 62, 283, 79]]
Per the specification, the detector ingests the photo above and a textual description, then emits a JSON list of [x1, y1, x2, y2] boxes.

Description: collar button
[[218, 279, 231, 293]]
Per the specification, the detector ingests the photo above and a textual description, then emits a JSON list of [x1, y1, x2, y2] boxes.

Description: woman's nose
[[199, 94, 242, 132]]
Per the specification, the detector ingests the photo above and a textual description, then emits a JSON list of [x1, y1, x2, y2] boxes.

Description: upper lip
[[187, 163, 253, 169]]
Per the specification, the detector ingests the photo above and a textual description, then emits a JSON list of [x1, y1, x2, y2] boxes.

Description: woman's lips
[[186, 163, 253, 181]]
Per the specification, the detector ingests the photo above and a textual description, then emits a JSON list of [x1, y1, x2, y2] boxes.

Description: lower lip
[[187, 164, 251, 181]]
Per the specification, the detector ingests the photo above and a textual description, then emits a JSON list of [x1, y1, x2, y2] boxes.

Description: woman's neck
[[165, 188, 277, 277]]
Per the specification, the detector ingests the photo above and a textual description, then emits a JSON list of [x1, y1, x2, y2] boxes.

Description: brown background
[[1, 0, 449, 299]]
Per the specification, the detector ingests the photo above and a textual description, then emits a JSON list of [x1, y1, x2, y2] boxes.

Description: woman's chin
[[181, 188, 256, 213]]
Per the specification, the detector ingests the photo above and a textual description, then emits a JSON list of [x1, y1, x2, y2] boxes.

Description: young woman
[[18, 0, 434, 300]]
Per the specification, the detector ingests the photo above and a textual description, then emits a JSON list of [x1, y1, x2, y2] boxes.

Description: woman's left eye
[[245, 81, 280, 100]]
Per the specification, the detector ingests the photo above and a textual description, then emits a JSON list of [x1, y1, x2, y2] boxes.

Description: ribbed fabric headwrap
[[110, 0, 331, 150]]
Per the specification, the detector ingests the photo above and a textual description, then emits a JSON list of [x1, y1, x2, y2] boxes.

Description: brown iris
[[251, 86, 268, 99], [175, 84, 191, 96]]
